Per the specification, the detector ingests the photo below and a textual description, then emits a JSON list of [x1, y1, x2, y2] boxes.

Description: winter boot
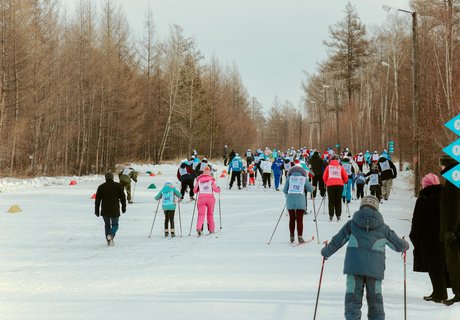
[[290, 235, 295, 243], [106, 234, 114, 246], [298, 236, 305, 244]]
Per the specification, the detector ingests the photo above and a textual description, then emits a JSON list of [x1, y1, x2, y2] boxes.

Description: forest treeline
[[0, 0, 459, 178], [301, 0, 460, 181], [0, 0, 261, 177]]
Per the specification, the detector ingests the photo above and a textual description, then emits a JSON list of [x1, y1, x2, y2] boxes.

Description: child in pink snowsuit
[[193, 166, 221, 235]]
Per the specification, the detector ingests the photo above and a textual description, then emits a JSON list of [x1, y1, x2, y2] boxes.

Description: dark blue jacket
[[321, 207, 409, 280]]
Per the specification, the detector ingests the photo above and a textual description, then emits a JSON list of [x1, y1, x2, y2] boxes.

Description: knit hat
[[105, 172, 114, 181], [439, 154, 458, 167], [422, 173, 440, 188], [203, 166, 211, 175], [165, 180, 173, 186], [360, 195, 379, 211]]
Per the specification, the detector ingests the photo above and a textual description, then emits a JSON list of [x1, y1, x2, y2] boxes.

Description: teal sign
[[388, 140, 395, 154], [442, 114, 460, 188]]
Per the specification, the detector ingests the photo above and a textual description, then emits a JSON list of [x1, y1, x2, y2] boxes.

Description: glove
[[95, 211, 100, 217], [122, 207, 126, 214]]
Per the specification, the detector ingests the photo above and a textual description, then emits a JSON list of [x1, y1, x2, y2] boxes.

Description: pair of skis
[[291, 235, 315, 247]]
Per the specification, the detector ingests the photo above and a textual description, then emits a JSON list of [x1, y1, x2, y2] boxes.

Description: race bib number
[[357, 156, 363, 162], [179, 167, 188, 176], [372, 154, 379, 161], [342, 163, 352, 175], [254, 155, 260, 162], [246, 151, 252, 157], [285, 163, 291, 171], [369, 174, 379, 186], [162, 191, 174, 206], [288, 176, 306, 194], [232, 161, 240, 169], [380, 160, 390, 171], [199, 181, 213, 194], [262, 162, 271, 172], [328, 166, 341, 179]]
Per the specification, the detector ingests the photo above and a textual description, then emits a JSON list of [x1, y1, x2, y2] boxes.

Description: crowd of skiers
[[93, 143, 459, 316]]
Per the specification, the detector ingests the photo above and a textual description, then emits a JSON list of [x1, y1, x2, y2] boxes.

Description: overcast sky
[[62, 0, 410, 111]]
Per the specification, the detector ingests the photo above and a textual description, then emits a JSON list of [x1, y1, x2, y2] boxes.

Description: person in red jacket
[[323, 155, 349, 221]]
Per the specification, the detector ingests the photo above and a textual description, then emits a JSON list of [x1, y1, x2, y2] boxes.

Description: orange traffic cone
[[91, 193, 96, 199], [69, 180, 77, 185]]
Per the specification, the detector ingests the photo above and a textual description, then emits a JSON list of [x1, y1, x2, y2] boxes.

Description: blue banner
[[442, 164, 460, 188], [442, 138, 460, 163], [445, 113, 460, 136]]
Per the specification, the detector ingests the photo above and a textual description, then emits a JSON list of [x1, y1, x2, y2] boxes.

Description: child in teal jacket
[[155, 181, 182, 237]]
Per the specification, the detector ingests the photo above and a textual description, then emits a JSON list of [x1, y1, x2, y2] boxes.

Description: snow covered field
[[0, 163, 459, 320]]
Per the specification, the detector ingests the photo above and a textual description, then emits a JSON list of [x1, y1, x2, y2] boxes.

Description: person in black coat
[[309, 151, 326, 198], [409, 173, 447, 303], [95, 172, 127, 246], [439, 155, 460, 305], [377, 156, 397, 200]]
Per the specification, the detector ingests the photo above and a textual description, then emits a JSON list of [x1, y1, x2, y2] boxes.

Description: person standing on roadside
[[439, 155, 460, 305]]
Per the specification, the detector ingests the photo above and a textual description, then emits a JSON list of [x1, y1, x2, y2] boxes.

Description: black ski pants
[[180, 179, 194, 198], [370, 185, 382, 201], [262, 173, 271, 188], [229, 171, 241, 188], [164, 210, 175, 233], [327, 185, 343, 219], [312, 175, 326, 198], [356, 184, 365, 199]]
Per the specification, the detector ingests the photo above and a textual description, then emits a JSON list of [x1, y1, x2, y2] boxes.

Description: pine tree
[[323, 2, 369, 102]]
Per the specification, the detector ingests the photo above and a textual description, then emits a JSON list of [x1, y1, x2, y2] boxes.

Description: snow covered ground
[[0, 163, 459, 320]]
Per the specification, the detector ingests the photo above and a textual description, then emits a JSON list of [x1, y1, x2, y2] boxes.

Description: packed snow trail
[[0, 164, 458, 319]]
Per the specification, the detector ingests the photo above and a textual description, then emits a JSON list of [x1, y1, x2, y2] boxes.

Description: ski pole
[[218, 191, 222, 230], [313, 240, 328, 320], [267, 205, 286, 245], [188, 198, 198, 236], [178, 201, 183, 237], [316, 196, 325, 216], [148, 200, 161, 238], [346, 202, 351, 218], [403, 249, 407, 320], [312, 197, 320, 244]]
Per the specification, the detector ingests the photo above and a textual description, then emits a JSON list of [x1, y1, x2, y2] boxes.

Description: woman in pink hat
[[409, 173, 447, 303], [193, 165, 221, 236]]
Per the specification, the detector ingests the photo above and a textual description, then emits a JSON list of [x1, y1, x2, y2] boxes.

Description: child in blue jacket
[[154, 181, 182, 237], [321, 195, 409, 320]]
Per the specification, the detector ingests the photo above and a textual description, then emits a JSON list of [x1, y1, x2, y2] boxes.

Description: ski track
[[0, 164, 459, 319]]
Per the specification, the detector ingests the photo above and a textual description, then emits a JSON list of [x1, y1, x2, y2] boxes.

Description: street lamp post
[[383, 4, 420, 196], [323, 85, 330, 149]]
